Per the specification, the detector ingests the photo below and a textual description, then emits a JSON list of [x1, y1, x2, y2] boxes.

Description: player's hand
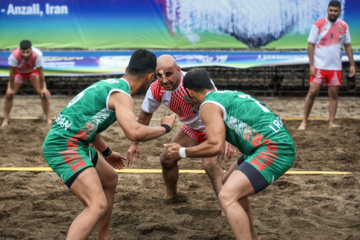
[[127, 141, 140, 166], [309, 65, 316, 76], [349, 65, 355, 77], [163, 142, 181, 159], [40, 88, 51, 99], [224, 142, 237, 159], [105, 151, 126, 170], [6, 88, 15, 98], [160, 114, 176, 131]]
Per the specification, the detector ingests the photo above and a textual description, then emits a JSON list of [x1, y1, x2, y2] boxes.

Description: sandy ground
[[0, 95, 359, 240]]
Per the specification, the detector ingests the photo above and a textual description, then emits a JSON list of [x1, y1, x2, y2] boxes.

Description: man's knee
[[160, 152, 179, 168], [106, 171, 118, 190], [93, 197, 109, 218], [308, 89, 319, 99], [202, 157, 220, 172], [5, 94, 14, 100], [218, 189, 233, 209], [328, 90, 338, 100]]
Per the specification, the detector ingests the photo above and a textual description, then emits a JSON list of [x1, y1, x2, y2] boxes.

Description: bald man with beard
[[127, 55, 236, 203]]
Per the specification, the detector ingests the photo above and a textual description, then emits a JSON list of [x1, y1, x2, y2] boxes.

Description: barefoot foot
[[297, 122, 306, 130]]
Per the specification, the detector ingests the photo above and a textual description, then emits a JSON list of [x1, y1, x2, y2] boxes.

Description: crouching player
[[43, 49, 176, 239], [165, 68, 295, 239]]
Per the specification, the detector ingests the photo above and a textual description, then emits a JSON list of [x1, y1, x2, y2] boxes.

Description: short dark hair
[[183, 68, 215, 92], [328, 0, 341, 9], [20, 40, 32, 50], [127, 49, 157, 76]]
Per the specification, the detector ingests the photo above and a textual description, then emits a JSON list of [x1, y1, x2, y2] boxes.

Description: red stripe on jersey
[[317, 19, 348, 48], [314, 18, 327, 34], [181, 124, 207, 143], [150, 80, 165, 102], [169, 86, 197, 121]]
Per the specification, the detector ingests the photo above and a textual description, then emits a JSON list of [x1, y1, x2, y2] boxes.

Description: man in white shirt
[[298, 0, 355, 130], [2, 40, 51, 127], [127, 54, 236, 201]]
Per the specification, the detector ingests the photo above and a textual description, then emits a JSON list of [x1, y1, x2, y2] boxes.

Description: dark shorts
[[236, 143, 295, 193], [237, 158, 269, 193]]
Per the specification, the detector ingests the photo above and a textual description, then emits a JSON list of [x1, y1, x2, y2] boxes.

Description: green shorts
[[238, 143, 295, 192], [43, 142, 98, 188]]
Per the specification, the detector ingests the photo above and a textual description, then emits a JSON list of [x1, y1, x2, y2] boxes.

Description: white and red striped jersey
[[308, 17, 351, 70], [142, 71, 216, 131], [8, 47, 44, 74]]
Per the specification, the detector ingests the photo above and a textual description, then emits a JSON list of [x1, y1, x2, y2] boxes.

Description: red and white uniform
[[308, 17, 351, 71], [142, 71, 216, 142], [8, 47, 44, 83], [8, 47, 44, 73]]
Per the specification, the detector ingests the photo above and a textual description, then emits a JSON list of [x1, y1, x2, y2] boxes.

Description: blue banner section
[[0, 0, 359, 49], [1, 51, 359, 77]]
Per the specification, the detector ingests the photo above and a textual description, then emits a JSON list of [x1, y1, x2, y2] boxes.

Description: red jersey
[[142, 71, 216, 131], [8, 47, 44, 74]]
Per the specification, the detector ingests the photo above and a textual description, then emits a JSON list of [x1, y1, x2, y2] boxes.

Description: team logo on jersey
[[183, 95, 192, 105], [338, 27, 342, 33]]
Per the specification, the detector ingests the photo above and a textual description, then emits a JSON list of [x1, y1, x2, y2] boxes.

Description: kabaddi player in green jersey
[[165, 68, 295, 240], [43, 49, 176, 240]]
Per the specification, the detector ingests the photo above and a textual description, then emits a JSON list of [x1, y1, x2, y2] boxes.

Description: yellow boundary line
[[0, 167, 352, 175], [8, 117, 360, 121]]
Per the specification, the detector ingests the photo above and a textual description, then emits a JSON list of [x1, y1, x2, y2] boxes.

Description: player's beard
[[328, 15, 338, 23]]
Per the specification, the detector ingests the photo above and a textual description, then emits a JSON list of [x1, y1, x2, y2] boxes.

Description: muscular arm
[[6, 66, 17, 98], [137, 110, 153, 126], [165, 103, 225, 158], [37, 67, 46, 89], [185, 103, 225, 157], [92, 133, 109, 152], [308, 42, 316, 76], [344, 43, 356, 77], [8, 66, 17, 89], [36, 67, 51, 98], [108, 92, 174, 142], [92, 133, 127, 170]]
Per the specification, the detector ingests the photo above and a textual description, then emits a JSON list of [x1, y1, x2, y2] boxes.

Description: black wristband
[[161, 124, 171, 133], [101, 147, 112, 157]]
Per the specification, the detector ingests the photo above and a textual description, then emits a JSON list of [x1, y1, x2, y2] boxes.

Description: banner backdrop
[[0, 50, 359, 76], [0, 0, 359, 49]]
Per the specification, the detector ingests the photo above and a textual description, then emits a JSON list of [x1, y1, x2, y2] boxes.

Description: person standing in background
[[1, 40, 52, 127], [298, 0, 355, 130]]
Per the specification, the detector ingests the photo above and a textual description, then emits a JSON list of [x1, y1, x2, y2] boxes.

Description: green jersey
[[202, 91, 295, 156], [44, 78, 131, 149], [203, 90, 295, 185]]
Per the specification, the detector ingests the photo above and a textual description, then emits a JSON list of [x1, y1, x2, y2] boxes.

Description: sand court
[[0, 96, 359, 239]]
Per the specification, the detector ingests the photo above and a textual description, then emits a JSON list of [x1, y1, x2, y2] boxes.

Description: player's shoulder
[[31, 47, 43, 57], [9, 48, 21, 64], [313, 17, 327, 28], [149, 80, 164, 92], [336, 19, 349, 29], [10, 48, 19, 54], [10, 48, 20, 57]]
